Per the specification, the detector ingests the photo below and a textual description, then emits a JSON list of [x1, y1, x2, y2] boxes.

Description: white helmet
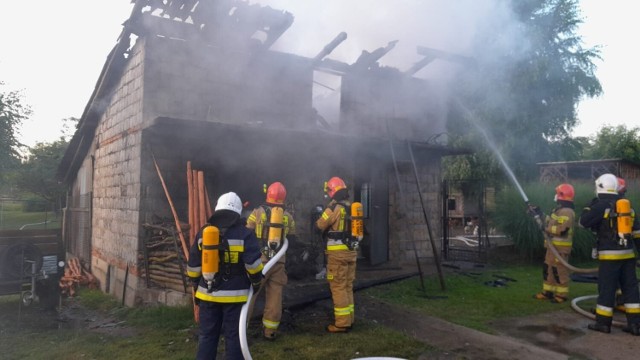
[[215, 192, 243, 215], [595, 173, 618, 194]]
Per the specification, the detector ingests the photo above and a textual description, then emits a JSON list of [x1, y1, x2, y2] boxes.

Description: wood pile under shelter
[[141, 161, 213, 293]]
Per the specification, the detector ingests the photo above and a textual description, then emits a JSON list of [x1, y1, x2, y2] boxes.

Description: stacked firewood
[[141, 222, 189, 293], [142, 160, 213, 294], [59, 257, 98, 297]]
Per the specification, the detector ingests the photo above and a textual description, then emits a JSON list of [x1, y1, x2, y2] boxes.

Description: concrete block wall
[[90, 40, 146, 305], [142, 36, 313, 129], [388, 164, 442, 263]]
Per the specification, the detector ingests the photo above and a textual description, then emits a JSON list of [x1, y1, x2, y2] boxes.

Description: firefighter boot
[[587, 323, 611, 334], [622, 324, 640, 336], [263, 328, 277, 341], [326, 324, 350, 333], [533, 291, 553, 300], [551, 295, 568, 304]]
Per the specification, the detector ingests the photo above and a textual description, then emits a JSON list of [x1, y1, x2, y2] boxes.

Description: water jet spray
[[453, 99, 597, 274]]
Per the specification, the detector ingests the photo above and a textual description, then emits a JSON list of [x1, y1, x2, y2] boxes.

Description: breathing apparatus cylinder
[[267, 206, 284, 257], [202, 225, 220, 288], [616, 199, 632, 246], [351, 202, 364, 240]]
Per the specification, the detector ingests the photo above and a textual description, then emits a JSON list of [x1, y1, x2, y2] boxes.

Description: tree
[[15, 138, 69, 204], [445, 0, 601, 185], [584, 125, 640, 163], [0, 82, 31, 182]]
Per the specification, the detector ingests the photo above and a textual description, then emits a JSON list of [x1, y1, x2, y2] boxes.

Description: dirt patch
[[356, 293, 640, 360], [0, 296, 137, 338], [491, 309, 640, 360]]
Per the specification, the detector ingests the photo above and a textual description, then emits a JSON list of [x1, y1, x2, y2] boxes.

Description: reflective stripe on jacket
[[579, 194, 640, 261], [187, 222, 263, 303], [545, 206, 575, 247], [316, 200, 351, 251]]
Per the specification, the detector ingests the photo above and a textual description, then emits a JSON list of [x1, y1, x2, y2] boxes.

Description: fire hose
[[540, 228, 626, 326], [528, 203, 598, 274], [527, 204, 621, 325], [239, 237, 289, 360]]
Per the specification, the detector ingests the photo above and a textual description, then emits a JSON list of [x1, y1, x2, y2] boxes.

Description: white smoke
[[249, 0, 530, 127], [250, 0, 528, 79]]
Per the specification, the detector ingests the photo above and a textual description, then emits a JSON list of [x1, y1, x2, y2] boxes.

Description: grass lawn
[[363, 262, 607, 333], [2, 261, 632, 359], [0, 206, 60, 230]]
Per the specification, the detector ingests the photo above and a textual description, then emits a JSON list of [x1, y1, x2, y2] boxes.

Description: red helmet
[[617, 177, 626, 195], [325, 177, 346, 198], [266, 182, 286, 205], [555, 183, 575, 202]]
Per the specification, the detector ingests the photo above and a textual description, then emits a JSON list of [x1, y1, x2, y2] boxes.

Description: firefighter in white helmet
[[316, 176, 358, 333], [532, 183, 576, 303], [187, 192, 264, 358], [246, 182, 297, 341], [580, 173, 640, 336]]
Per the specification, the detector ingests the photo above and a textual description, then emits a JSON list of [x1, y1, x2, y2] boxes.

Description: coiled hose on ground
[[240, 238, 289, 360]]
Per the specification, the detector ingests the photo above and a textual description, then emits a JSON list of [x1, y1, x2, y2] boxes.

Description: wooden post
[[192, 169, 200, 233], [187, 162, 195, 244], [198, 171, 207, 226]]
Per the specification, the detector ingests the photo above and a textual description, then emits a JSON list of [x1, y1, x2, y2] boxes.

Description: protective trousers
[[327, 249, 357, 328], [542, 244, 571, 297], [196, 302, 244, 360], [595, 259, 640, 327], [262, 261, 288, 336]]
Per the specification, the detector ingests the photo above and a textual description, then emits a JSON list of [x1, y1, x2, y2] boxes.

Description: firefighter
[[533, 183, 576, 303], [246, 182, 297, 341], [315, 176, 358, 333], [618, 177, 627, 198], [187, 192, 264, 359], [615, 177, 628, 312], [579, 173, 640, 336]]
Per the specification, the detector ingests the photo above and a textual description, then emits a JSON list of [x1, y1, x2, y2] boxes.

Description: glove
[[526, 204, 545, 230], [526, 204, 542, 218], [249, 272, 264, 293]]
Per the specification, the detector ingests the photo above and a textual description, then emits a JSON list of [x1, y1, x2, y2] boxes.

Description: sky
[[0, 0, 637, 148]]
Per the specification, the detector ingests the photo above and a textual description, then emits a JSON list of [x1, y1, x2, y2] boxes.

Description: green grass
[[364, 263, 605, 333], [3, 262, 630, 359], [0, 209, 60, 230]]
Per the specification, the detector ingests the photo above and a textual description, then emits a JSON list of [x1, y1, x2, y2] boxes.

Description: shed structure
[[537, 159, 640, 185], [59, 0, 467, 306]]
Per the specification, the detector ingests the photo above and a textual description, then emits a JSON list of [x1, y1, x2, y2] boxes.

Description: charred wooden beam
[[351, 40, 399, 71], [313, 32, 348, 63]]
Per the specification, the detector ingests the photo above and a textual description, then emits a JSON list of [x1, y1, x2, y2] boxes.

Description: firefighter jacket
[[316, 200, 352, 251], [246, 205, 296, 263], [579, 193, 640, 261], [544, 202, 575, 248], [187, 221, 263, 303]]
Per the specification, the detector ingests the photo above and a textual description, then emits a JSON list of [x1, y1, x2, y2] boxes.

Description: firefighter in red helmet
[[618, 177, 627, 197], [246, 182, 297, 340], [533, 183, 576, 303], [315, 176, 358, 333]]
